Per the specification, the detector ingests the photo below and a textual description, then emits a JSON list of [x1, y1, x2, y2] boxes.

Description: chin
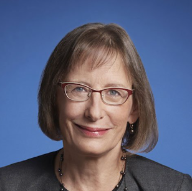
[[66, 138, 120, 158]]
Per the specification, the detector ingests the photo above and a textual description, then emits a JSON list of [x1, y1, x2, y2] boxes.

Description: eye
[[72, 86, 88, 93], [107, 89, 121, 96]]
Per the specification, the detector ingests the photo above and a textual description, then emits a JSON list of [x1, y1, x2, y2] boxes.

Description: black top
[[0, 150, 191, 191]]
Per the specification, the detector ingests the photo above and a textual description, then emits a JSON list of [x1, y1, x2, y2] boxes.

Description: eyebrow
[[69, 81, 127, 88], [104, 83, 127, 88]]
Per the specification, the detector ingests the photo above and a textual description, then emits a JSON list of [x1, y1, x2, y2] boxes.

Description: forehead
[[70, 47, 130, 74], [66, 54, 132, 87], [76, 53, 122, 70]]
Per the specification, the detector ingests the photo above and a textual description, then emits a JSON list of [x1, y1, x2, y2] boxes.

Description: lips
[[75, 124, 110, 137]]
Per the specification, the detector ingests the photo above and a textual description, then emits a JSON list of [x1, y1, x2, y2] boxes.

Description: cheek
[[109, 101, 132, 126], [58, 100, 84, 123], [57, 93, 84, 141], [57, 92, 87, 126], [64, 102, 84, 120]]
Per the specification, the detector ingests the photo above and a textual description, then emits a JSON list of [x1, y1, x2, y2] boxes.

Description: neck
[[55, 147, 126, 191]]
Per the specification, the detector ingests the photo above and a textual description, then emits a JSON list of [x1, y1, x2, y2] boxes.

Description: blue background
[[0, 0, 192, 175]]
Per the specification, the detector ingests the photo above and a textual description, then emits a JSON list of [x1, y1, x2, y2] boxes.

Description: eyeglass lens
[[65, 84, 129, 105]]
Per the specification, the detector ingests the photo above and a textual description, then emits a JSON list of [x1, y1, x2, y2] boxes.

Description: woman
[[0, 23, 191, 191]]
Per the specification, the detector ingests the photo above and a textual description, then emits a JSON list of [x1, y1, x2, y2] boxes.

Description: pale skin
[[55, 55, 139, 191]]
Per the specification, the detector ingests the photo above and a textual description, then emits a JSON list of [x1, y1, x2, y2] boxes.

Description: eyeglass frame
[[58, 82, 134, 106]]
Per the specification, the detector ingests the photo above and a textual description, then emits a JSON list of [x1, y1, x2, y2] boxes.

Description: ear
[[127, 103, 139, 124]]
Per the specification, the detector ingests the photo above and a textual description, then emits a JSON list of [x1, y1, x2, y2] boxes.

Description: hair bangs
[[70, 30, 122, 70]]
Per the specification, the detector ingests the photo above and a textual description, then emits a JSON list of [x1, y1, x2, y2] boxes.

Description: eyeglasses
[[58, 82, 134, 105]]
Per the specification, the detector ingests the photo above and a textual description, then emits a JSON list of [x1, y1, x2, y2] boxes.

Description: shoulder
[[126, 154, 192, 190], [0, 150, 57, 175], [0, 150, 59, 191]]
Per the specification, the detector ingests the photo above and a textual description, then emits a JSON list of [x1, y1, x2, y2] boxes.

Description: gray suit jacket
[[0, 151, 191, 191]]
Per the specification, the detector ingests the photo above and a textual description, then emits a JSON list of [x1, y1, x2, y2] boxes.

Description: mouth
[[75, 124, 110, 137]]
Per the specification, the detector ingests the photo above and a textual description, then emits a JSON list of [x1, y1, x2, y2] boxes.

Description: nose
[[84, 92, 105, 122]]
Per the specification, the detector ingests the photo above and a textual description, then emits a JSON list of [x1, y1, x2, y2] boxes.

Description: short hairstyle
[[38, 23, 158, 153]]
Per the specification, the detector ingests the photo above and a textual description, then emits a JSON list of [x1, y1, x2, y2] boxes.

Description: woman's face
[[57, 55, 138, 156]]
